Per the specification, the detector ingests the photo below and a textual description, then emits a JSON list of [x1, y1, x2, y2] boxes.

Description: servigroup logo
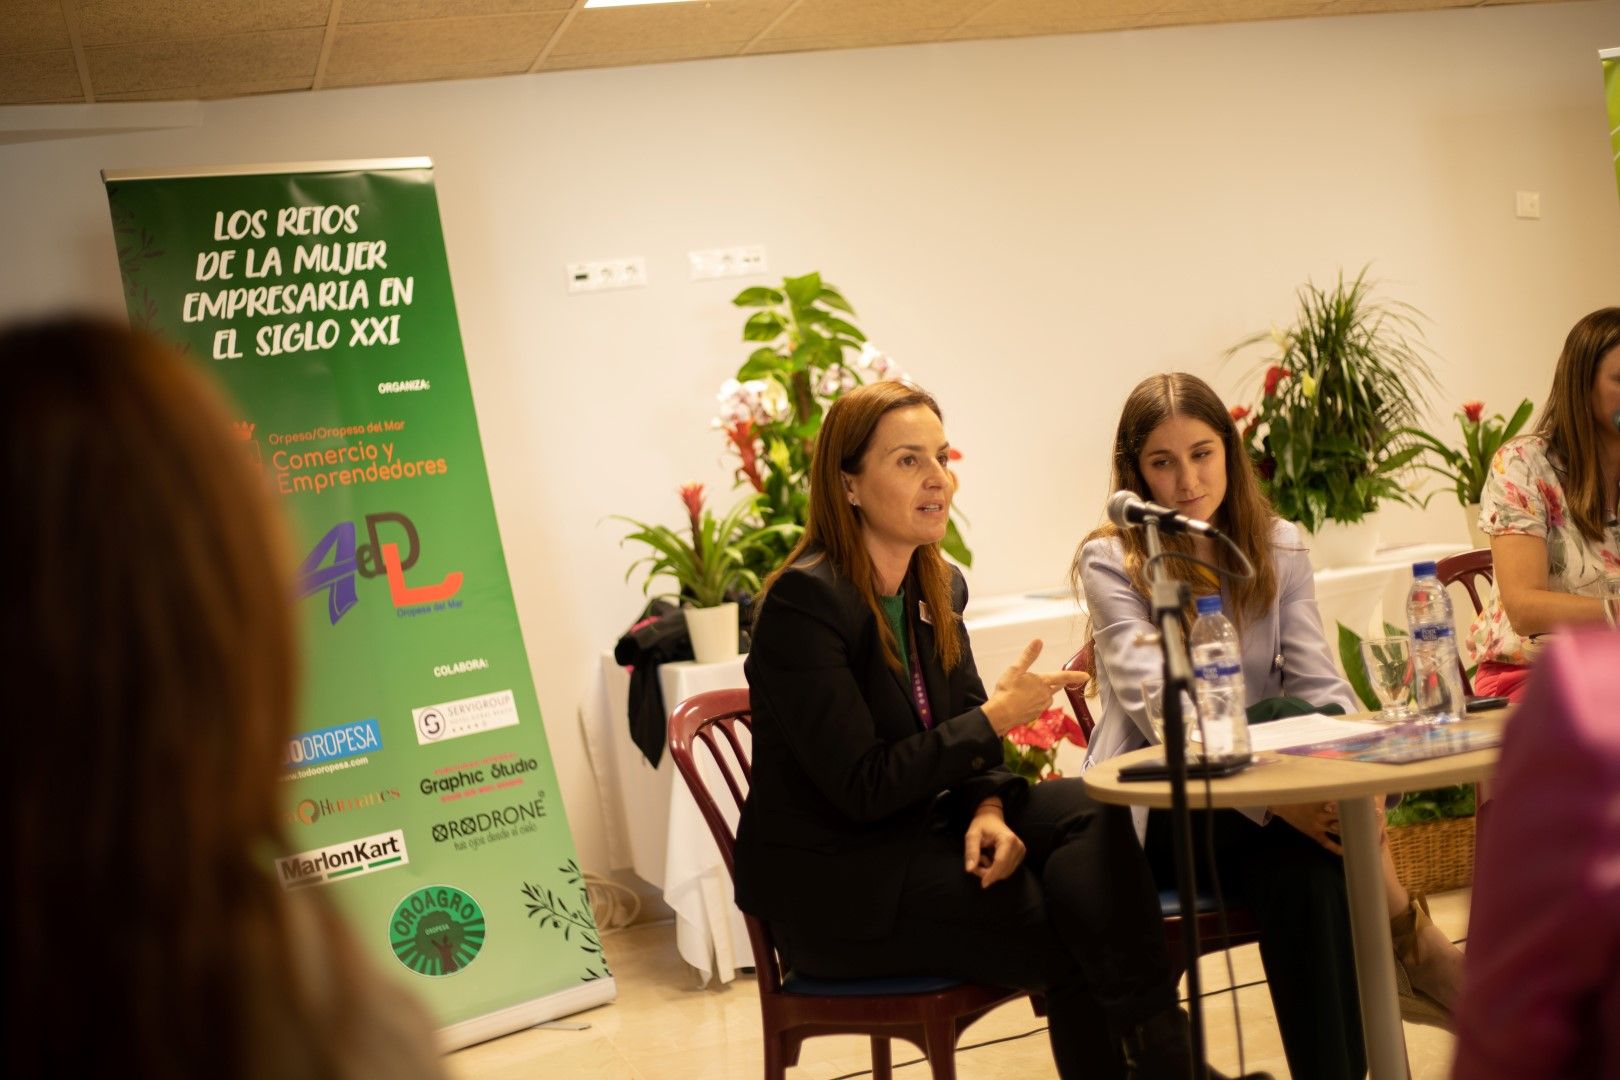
[[389, 885, 485, 977], [412, 689, 519, 745], [298, 511, 462, 625]]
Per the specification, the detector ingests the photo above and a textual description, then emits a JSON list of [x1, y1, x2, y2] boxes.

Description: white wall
[[3, 0, 1617, 873]]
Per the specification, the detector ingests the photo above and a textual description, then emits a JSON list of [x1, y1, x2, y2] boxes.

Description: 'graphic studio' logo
[[389, 885, 485, 977]]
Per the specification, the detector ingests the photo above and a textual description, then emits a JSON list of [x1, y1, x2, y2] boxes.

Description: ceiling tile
[[99, 75, 316, 101], [86, 28, 323, 96], [0, 50, 81, 104], [761, 0, 986, 39], [328, 13, 565, 75], [750, 26, 949, 53], [0, 0, 70, 55], [550, 0, 790, 57], [1320, 0, 1476, 13], [324, 56, 534, 86], [952, 0, 1168, 34], [539, 40, 751, 70], [76, 0, 330, 47], [342, 0, 575, 21]]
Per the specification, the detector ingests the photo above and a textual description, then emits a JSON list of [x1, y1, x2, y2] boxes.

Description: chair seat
[[782, 971, 964, 997]]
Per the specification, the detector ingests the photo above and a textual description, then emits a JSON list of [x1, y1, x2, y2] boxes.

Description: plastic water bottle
[[1189, 595, 1251, 763], [1406, 561, 1467, 723]]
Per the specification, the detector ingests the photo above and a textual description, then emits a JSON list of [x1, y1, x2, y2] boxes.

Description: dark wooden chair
[[1063, 645, 1263, 982], [1436, 548, 1494, 695], [668, 688, 1042, 1080]]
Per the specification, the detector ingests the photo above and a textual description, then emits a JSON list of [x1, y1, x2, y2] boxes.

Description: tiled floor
[[445, 889, 1470, 1079]]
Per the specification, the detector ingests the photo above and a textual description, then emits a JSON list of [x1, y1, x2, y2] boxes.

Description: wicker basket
[[1388, 815, 1476, 896]]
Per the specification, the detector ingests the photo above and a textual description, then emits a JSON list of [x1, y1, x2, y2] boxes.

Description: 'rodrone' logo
[[298, 511, 462, 624]]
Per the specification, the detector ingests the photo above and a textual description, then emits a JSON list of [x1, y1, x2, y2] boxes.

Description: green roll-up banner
[[1605, 49, 1620, 203], [101, 159, 612, 1050]]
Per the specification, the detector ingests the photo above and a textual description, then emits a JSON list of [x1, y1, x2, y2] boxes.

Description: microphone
[[1107, 490, 1221, 537]]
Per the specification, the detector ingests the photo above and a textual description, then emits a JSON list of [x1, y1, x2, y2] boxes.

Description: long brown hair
[[1536, 307, 1620, 542], [3, 318, 436, 1078], [758, 380, 963, 673], [1072, 372, 1279, 625]]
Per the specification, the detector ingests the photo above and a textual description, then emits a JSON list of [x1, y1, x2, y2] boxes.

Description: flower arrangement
[[1226, 268, 1437, 533], [614, 484, 794, 608], [1001, 708, 1086, 784], [1403, 399, 1535, 507], [716, 272, 973, 575]]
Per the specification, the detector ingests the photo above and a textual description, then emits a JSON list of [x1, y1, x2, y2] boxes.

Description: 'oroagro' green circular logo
[[389, 884, 485, 977]]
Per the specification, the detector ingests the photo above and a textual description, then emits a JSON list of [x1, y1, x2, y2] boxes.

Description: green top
[[878, 593, 909, 670]]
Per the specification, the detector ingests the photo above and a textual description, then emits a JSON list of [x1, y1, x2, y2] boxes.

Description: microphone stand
[[1142, 514, 1207, 1071]]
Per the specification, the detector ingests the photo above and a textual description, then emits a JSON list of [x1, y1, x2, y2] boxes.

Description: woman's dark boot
[[1121, 1006, 1274, 1080]]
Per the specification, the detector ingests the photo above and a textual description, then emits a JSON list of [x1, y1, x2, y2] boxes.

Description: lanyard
[[907, 621, 934, 729]]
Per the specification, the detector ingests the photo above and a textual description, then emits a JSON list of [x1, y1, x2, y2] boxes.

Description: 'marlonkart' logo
[[390, 885, 485, 977], [277, 829, 408, 889], [298, 511, 462, 625]]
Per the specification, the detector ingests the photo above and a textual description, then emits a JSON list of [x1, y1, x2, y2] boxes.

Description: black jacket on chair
[[734, 553, 1025, 941]]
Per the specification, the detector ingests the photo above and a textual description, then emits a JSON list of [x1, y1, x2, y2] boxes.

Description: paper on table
[[1247, 714, 1383, 752]]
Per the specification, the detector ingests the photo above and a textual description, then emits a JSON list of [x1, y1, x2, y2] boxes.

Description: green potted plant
[[1403, 399, 1534, 549], [716, 272, 973, 575], [614, 485, 793, 663], [1227, 267, 1437, 567]]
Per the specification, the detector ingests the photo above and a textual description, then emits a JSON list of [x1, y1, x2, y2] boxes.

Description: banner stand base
[[437, 976, 618, 1053]]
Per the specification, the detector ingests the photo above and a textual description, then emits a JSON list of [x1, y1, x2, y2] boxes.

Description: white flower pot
[[1304, 515, 1382, 570], [685, 602, 740, 664], [1463, 502, 1489, 551]]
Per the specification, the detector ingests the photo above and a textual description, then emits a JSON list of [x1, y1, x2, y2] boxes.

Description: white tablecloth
[[578, 591, 1088, 984]]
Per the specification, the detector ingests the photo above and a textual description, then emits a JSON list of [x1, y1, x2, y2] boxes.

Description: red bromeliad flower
[[1462, 400, 1485, 424], [1263, 365, 1289, 398], [724, 419, 765, 493], [1229, 405, 1250, 422], [947, 448, 963, 461], [679, 483, 705, 560]]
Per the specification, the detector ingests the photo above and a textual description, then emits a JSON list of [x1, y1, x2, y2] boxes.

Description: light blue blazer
[[1078, 519, 1359, 840]]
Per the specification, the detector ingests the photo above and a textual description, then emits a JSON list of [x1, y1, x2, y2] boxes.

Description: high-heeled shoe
[[1390, 894, 1453, 1030]]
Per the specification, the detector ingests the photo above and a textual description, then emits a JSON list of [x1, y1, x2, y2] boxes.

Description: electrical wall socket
[[566, 256, 647, 294], [688, 244, 767, 281], [1515, 191, 1541, 220]]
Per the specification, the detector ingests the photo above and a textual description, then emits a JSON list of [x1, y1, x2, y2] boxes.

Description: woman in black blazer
[[734, 381, 1264, 1080]]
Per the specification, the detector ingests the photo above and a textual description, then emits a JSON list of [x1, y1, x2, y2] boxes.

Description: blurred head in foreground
[[2, 316, 440, 1079]]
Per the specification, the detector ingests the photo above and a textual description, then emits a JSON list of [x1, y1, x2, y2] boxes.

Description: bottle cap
[[1195, 595, 1223, 616], [1412, 560, 1438, 577]]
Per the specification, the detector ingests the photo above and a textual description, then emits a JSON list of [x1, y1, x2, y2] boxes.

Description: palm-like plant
[[1403, 399, 1535, 507], [1228, 267, 1438, 533], [615, 485, 794, 608]]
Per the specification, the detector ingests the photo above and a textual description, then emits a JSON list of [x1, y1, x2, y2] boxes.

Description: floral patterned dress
[[1468, 434, 1620, 666]]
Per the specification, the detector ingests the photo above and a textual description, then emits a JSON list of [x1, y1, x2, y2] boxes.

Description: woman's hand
[[981, 639, 1088, 736], [964, 800, 1025, 888], [1269, 801, 1342, 854]]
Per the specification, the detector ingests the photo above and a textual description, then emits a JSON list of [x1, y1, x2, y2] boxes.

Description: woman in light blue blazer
[[1073, 373, 1465, 1078]]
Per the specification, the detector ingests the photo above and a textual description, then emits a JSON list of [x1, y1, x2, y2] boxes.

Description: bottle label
[[1194, 661, 1241, 680], [1411, 624, 1455, 642]]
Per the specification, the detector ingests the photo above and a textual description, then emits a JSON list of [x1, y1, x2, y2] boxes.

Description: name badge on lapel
[[918, 601, 934, 626]]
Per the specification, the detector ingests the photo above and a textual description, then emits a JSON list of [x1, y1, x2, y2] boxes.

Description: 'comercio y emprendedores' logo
[[390, 885, 485, 977], [277, 829, 408, 889]]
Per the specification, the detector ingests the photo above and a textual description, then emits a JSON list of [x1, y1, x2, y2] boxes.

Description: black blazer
[[733, 552, 1025, 940]]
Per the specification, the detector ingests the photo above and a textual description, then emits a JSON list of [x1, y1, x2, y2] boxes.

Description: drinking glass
[[1141, 675, 1201, 756], [1601, 576, 1620, 630], [1359, 635, 1414, 720]]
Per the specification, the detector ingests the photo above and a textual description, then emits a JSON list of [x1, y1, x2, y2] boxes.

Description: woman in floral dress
[[1470, 307, 1620, 700]]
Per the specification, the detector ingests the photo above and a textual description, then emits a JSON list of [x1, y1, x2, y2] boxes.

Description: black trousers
[[773, 779, 1175, 1079], [1145, 807, 1367, 1080]]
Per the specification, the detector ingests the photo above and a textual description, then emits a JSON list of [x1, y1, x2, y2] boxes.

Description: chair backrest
[[666, 688, 788, 994], [1436, 548, 1494, 617], [1062, 642, 1096, 746]]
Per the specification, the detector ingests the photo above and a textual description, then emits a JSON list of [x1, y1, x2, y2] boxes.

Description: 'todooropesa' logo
[[390, 885, 485, 977], [298, 511, 462, 625]]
